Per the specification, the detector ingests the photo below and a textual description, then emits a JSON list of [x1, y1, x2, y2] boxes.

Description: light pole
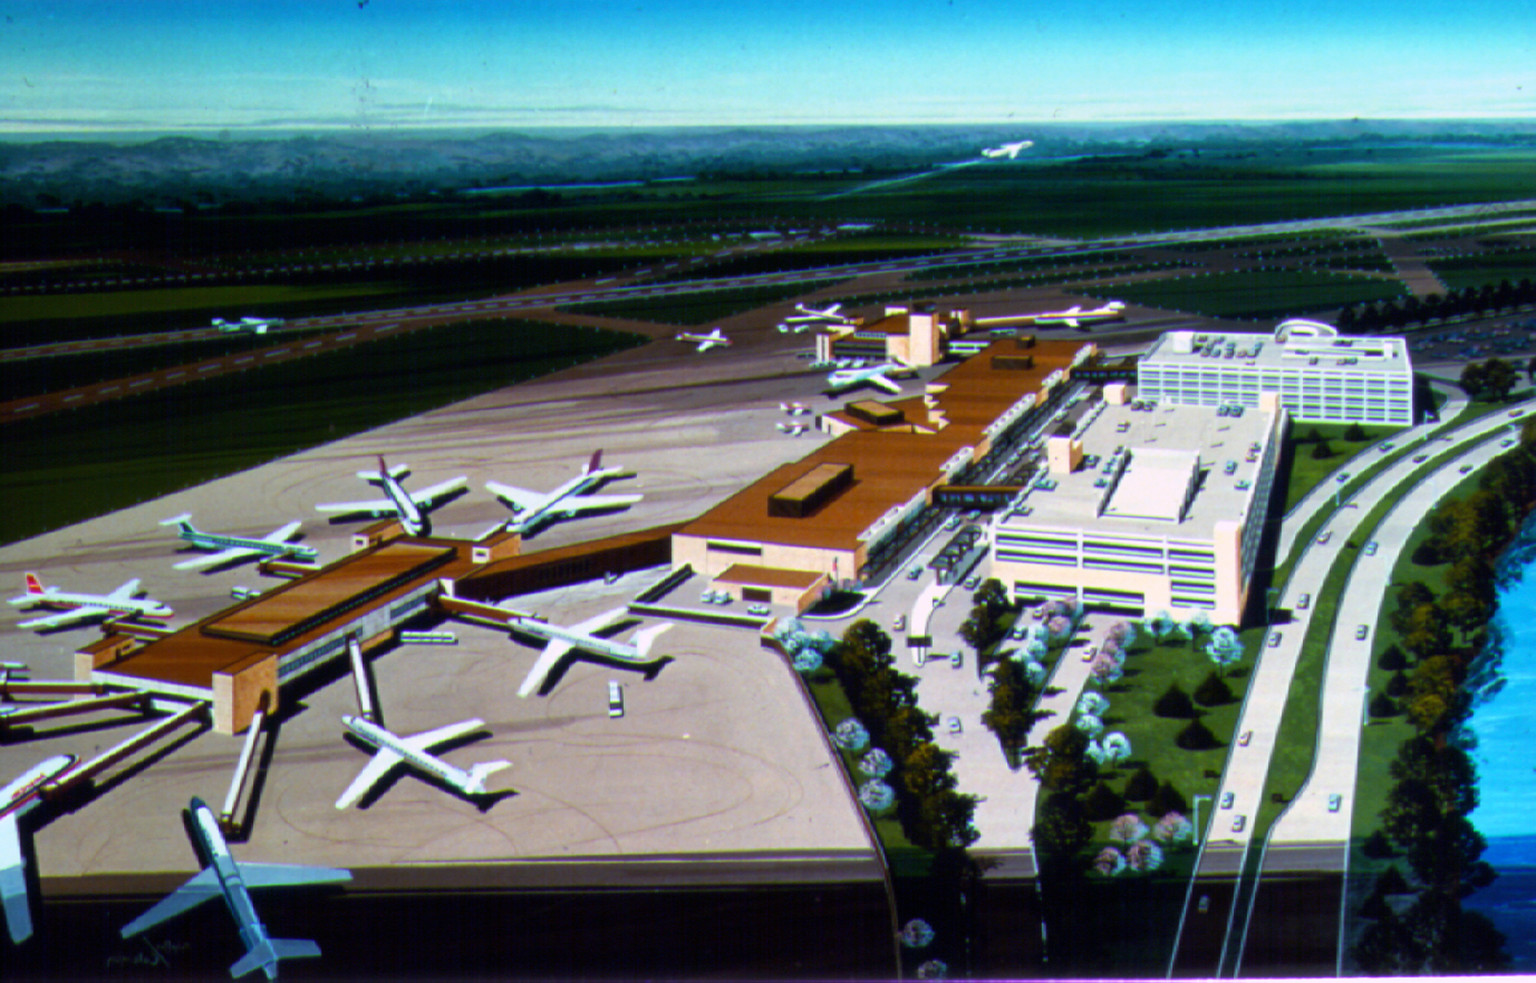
[[1192, 794, 1214, 845]]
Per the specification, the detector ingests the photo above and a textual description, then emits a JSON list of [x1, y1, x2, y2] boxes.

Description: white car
[[893, 614, 906, 632], [947, 716, 962, 735]]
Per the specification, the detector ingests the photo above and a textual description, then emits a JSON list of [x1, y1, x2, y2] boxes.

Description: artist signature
[[106, 937, 191, 970]]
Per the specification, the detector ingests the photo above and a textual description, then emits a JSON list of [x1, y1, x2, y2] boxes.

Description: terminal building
[[1135, 320, 1413, 425], [989, 383, 1284, 625]]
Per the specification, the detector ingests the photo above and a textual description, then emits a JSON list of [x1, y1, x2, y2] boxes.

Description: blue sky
[[1, 0, 1531, 132]]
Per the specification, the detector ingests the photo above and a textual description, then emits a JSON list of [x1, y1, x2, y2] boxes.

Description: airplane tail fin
[[585, 450, 603, 475], [231, 937, 321, 980], [465, 760, 512, 794], [23, 573, 44, 596], [633, 623, 673, 659], [159, 513, 196, 533]]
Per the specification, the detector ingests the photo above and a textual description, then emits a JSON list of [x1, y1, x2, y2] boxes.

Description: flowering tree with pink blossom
[[1089, 654, 1123, 687], [1046, 615, 1074, 644], [1109, 813, 1148, 844], [1093, 847, 1127, 877], [1126, 839, 1165, 872], [1106, 620, 1138, 650], [1152, 811, 1195, 847]]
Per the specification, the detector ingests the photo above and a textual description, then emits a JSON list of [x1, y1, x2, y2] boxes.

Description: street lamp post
[[1192, 794, 1214, 845]]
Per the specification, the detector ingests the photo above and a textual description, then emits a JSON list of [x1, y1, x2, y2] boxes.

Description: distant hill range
[[3, 119, 1533, 208]]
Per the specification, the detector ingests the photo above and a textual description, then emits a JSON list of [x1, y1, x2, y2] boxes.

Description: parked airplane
[[314, 456, 466, 536], [675, 328, 731, 351], [780, 401, 811, 415], [509, 607, 673, 698], [782, 303, 855, 326], [161, 514, 318, 571], [981, 140, 1034, 160], [826, 361, 913, 395], [775, 322, 811, 334], [1030, 300, 1126, 329], [2, 754, 76, 944], [485, 451, 642, 537], [8, 574, 172, 631], [212, 317, 283, 334], [121, 798, 350, 979], [336, 715, 510, 809], [776, 422, 808, 436]]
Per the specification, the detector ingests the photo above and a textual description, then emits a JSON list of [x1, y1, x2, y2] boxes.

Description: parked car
[[1355, 624, 1370, 640], [1239, 730, 1252, 747], [1221, 791, 1235, 809], [1295, 593, 1311, 610], [893, 614, 906, 632], [951, 651, 963, 669], [1328, 794, 1343, 813], [1268, 631, 1282, 648], [1364, 541, 1378, 555], [947, 716, 962, 735], [1232, 815, 1247, 833], [747, 604, 771, 616], [1316, 531, 1332, 545]]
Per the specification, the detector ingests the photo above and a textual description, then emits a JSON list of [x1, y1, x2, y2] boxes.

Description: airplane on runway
[[508, 607, 673, 698], [782, 303, 855, 326], [8, 574, 172, 631], [981, 140, 1034, 160], [485, 451, 642, 537], [212, 317, 283, 335], [2, 754, 76, 944], [675, 327, 731, 351], [335, 715, 511, 809], [314, 456, 466, 536], [121, 798, 350, 979], [1030, 300, 1126, 329], [780, 401, 811, 415], [775, 322, 811, 334], [826, 360, 913, 395], [161, 514, 318, 571], [776, 422, 808, 436]]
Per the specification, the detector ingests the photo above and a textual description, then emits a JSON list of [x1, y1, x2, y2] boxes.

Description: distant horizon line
[[2, 116, 1534, 142]]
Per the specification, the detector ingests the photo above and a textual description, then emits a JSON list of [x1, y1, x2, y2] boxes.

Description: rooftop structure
[[674, 338, 1089, 586], [815, 305, 973, 368], [1137, 320, 1413, 425], [991, 389, 1284, 625]]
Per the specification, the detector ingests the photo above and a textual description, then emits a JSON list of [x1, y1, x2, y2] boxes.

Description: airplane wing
[[260, 521, 303, 544], [314, 497, 396, 517], [484, 481, 549, 514], [1, 814, 31, 944], [174, 546, 261, 571], [870, 374, 903, 395], [410, 476, 467, 510], [335, 748, 404, 810], [108, 578, 141, 602], [18, 606, 106, 631], [1062, 318, 1081, 328], [554, 492, 643, 517], [238, 861, 352, 890], [400, 718, 485, 753], [570, 607, 629, 637], [518, 638, 576, 698], [120, 866, 221, 938]]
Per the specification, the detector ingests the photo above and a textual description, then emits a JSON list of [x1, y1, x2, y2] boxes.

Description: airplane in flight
[[161, 514, 318, 571], [508, 607, 673, 698], [782, 303, 855, 326], [314, 456, 466, 536], [826, 360, 913, 396], [212, 317, 283, 334], [1030, 300, 1126, 329], [121, 798, 351, 979], [485, 451, 642, 537], [675, 328, 731, 352], [2, 754, 76, 944], [981, 140, 1034, 160], [8, 574, 172, 632], [336, 715, 511, 809]]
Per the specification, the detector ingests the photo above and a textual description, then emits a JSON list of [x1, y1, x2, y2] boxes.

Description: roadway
[[1167, 400, 1532, 976]]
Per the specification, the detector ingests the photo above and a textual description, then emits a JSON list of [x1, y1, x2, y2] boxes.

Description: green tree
[[1025, 724, 1096, 795], [1479, 357, 1518, 402], [1401, 603, 1452, 663], [1153, 682, 1197, 718], [1123, 764, 1158, 801], [1460, 360, 1487, 400], [1193, 670, 1236, 707], [1175, 718, 1220, 750], [1082, 781, 1127, 822], [1147, 780, 1188, 819], [1032, 791, 1092, 864], [1310, 439, 1336, 460]]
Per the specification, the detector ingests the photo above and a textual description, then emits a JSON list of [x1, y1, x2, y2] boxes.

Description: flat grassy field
[[0, 320, 643, 544], [1107, 269, 1406, 319]]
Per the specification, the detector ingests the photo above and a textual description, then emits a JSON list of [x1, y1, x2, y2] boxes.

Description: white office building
[[990, 386, 1284, 626], [1136, 320, 1413, 425]]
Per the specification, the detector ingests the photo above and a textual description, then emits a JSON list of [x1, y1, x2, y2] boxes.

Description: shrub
[[1193, 670, 1236, 707], [1147, 780, 1189, 819], [1362, 829, 1396, 859], [1369, 692, 1400, 718], [1385, 670, 1409, 697], [1176, 719, 1220, 750], [858, 748, 894, 778], [1378, 644, 1408, 672], [1154, 683, 1197, 718], [1311, 440, 1336, 460], [858, 780, 895, 812], [1123, 765, 1158, 801], [1083, 781, 1127, 821], [833, 718, 870, 752], [1375, 864, 1411, 895]]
